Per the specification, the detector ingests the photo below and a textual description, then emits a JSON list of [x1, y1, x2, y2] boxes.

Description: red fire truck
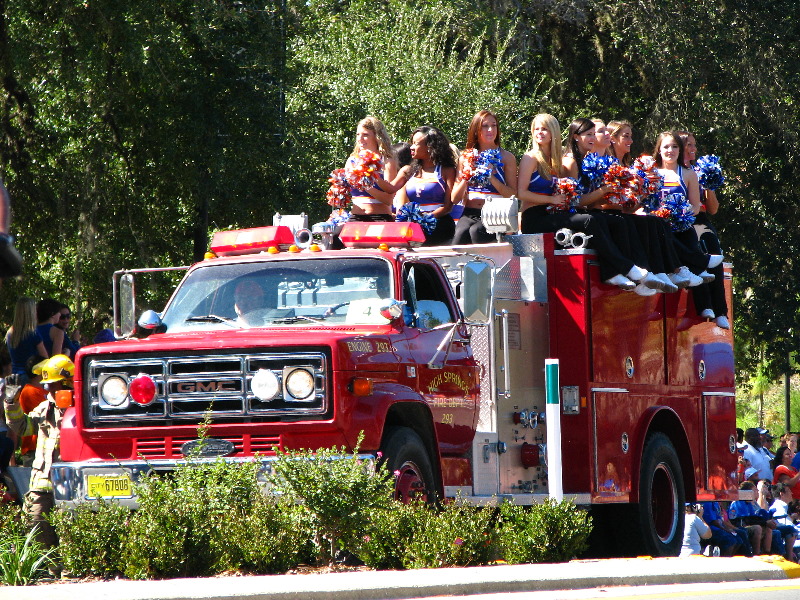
[[51, 214, 737, 557]]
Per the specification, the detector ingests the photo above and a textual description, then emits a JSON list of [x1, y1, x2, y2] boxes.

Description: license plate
[[86, 474, 133, 499]]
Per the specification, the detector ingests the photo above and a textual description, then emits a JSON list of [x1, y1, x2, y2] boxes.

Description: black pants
[[521, 208, 634, 281], [423, 214, 456, 246], [691, 212, 728, 316], [453, 208, 496, 245]]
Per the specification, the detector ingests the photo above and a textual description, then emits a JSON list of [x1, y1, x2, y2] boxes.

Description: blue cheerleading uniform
[[453, 151, 507, 245], [403, 165, 455, 246]]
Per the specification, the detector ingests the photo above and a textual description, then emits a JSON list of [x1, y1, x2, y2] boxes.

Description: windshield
[[161, 257, 394, 331]]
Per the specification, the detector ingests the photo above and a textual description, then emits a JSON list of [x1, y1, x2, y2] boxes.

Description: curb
[[6, 556, 799, 600]]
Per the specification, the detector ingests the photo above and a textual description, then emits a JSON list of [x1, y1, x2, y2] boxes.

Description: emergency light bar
[[210, 226, 296, 256], [339, 221, 426, 248]]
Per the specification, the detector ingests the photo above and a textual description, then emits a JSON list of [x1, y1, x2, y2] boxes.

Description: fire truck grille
[[135, 434, 281, 458], [84, 351, 328, 426]]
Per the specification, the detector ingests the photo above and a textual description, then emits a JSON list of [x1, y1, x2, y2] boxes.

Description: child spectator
[[680, 503, 711, 556]]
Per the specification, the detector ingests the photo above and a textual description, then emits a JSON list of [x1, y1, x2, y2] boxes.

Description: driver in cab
[[233, 279, 267, 326]]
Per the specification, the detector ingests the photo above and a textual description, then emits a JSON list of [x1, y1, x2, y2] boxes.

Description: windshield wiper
[[185, 314, 241, 328], [270, 315, 325, 325]]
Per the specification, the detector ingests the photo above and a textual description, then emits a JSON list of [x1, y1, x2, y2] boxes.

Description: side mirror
[[136, 310, 165, 338], [379, 299, 406, 322], [118, 273, 136, 338], [462, 261, 492, 324]]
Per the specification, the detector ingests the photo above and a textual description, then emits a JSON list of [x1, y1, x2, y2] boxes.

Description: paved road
[[415, 579, 800, 600]]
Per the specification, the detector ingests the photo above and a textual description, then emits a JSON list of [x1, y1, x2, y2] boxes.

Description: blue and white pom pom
[[694, 155, 725, 191], [328, 209, 351, 227], [396, 202, 437, 235], [661, 192, 696, 232], [471, 148, 503, 187], [580, 153, 618, 192]]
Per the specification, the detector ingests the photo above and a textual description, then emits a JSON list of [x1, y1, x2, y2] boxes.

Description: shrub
[[497, 499, 592, 563], [399, 500, 497, 569], [0, 528, 55, 586], [122, 457, 277, 579], [269, 434, 396, 565], [51, 499, 130, 578]]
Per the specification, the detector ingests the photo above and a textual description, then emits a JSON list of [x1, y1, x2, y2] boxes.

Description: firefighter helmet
[[40, 354, 75, 384]]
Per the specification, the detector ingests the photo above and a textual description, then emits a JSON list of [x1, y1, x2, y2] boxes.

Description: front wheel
[[633, 432, 685, 556], [380, 426, 437, 503]]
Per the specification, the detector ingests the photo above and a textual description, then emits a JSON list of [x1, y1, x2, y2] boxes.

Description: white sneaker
[[641, 272, 666, 291], [707, 254, 724, 269], [655, 273, 679, 293], [668, 270, 691, 289], [679, 266, 704, 287], [715, 315, 730, 329], [626, 265, 649, 282], [634, 283, 658, 296], [699, 270, 715, 283], [700, 309, 715, 319], [604, 274, 636, 290]]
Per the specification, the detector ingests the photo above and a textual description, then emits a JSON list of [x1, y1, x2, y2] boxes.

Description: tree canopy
[[0, 0, 797, 382]]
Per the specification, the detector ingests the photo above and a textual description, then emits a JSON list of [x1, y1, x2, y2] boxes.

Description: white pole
[[545, 358, 563, 502]]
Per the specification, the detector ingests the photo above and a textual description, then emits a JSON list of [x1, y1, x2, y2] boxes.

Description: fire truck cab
[[52, 218, 737, 557]]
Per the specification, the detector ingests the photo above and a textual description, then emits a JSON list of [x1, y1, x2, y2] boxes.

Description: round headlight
[[284, 368, 315, 400], [130, 374, 157, 405], [251, 368, 280, 401], [100, 375, 129, 408]]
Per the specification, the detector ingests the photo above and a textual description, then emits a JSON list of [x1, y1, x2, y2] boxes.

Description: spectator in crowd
[[736, 428, 744, 445], [728, 481, 772, 554], [768, 483, 797, 561], [700, 500, 751, 557], [93, 328, 116, 344], [6, 297, 47, 381], [756, 480, 789, 557], [772, 446, 800, 500], [36, 298, 66, 357], [743, 427, 774, 480], [56, 304, 81, 358], [744, 466, 760, 486], [680, 503, 712, 557], [761, 429, 776, 460]]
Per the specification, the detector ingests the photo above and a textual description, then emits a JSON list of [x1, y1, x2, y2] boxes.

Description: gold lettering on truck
[[346, 340, 373, 353]]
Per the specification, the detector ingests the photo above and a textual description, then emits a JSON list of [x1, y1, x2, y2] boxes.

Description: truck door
[[402, 261, 479, 455]]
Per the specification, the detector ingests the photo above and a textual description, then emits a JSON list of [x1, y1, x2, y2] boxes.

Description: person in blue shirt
[[701, 501, 751, 557]]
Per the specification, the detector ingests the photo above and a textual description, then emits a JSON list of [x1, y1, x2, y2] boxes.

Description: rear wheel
[[633, 432, 685, 556], [380, 427, 437, 503]]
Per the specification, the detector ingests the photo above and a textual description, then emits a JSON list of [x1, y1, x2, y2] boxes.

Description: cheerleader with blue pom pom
[[452, 110, 518, 245], [395, 126, 457, 247]]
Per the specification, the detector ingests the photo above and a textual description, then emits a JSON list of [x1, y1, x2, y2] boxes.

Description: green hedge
[[18, 446, 593, 582]]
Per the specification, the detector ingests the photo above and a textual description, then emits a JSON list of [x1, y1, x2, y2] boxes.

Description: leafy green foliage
[[122, 458, 305, 579], [397, 500, 497, 569], [284, 0, 548, 222], [497, 498, 592, 563], [51, 499, 129, 578], [269, 433, 395, 565], [0, 527, 56, 585]]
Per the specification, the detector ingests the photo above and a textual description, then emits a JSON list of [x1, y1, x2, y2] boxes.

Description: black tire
[[380, 426, 437, 503], [633, 432, 685, 556]]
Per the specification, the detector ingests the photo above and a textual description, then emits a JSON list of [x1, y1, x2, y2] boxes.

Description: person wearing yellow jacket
[[4, 354, 74, 548]]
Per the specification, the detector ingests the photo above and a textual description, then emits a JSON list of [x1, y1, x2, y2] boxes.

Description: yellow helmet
[[40, 354, 75, 384]]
